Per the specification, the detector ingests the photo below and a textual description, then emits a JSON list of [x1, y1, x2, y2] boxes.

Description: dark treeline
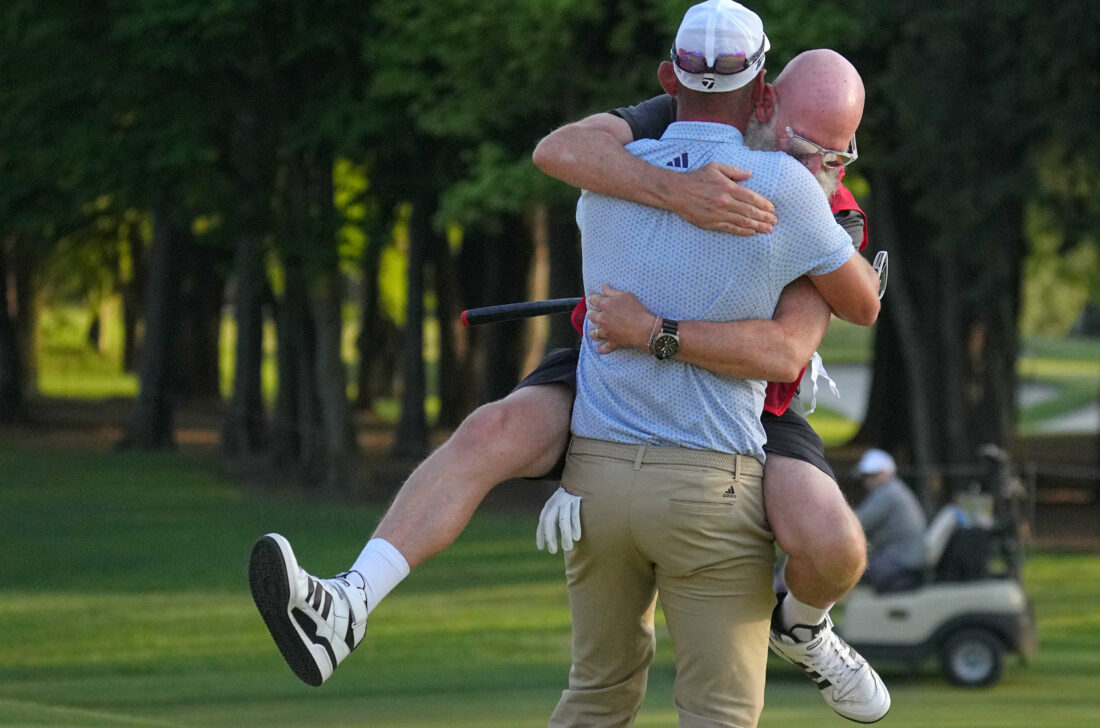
[[1, 1, 1098, 497]]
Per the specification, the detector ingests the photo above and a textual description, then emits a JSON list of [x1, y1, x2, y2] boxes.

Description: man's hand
[[586, 284, 655, 354], [536, 486, 582, 554], [673, 163, 776, 235]]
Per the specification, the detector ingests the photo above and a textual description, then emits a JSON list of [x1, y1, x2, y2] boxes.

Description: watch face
[[653, 333, 679, 360]]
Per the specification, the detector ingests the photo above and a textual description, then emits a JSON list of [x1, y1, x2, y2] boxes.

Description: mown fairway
[[1, 441, 1098, 727]]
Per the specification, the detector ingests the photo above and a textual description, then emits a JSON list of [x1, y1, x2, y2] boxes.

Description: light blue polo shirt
[[571, 121, 854, 461]]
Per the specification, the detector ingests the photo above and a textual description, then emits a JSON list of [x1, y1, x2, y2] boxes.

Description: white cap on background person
[[671, 0, 770, 93], [855, 448, 897, 476]]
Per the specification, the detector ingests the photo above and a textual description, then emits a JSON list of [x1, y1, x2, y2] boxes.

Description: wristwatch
[[650, 318, 680, 360]]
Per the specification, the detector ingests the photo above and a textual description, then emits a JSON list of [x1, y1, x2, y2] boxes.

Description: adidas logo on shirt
[[666, 152, 689, 169]]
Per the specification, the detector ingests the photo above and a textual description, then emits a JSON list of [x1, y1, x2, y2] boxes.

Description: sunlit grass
[[35, 305, 138, 398], [1020, 358, 1100, 378], [1017, 338, 1100, 431], [805, 405, 860, 446], [37, 344, 139, 398]]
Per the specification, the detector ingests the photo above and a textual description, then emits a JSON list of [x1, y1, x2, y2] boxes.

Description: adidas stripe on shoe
[[249, 533, 368, 686], [769, 611, 891, 724]]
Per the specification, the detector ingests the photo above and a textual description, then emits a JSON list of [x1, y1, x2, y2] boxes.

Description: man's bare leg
[[763, 454, 889, 723], [764, 455, 866, 609], [373, 383, 574, 569], [249, 383, 574, 686]]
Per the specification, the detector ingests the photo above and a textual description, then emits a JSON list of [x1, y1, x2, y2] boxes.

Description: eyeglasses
[[784, 126, 858, 169], [670, 36, 768, 76]]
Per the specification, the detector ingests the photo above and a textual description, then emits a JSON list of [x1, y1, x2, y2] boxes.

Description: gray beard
[[744, 117, 841, 199], [815, 165, 841, 200]]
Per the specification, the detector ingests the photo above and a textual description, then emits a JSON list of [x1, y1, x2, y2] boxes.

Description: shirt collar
[[660, 121, 746, 144]]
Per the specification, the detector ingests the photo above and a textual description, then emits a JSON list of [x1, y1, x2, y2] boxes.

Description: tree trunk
[[177, 242, 225, 402], [222, 232, 268, 456], [432, 224, 467, 428], [310, 267, 355, 490], [222, 104, 274, 455], [857, 166, 1027, 506], [120, 224, 144, 374], [392, 194, 430, 459], [11, 235, 35, 397], [271, 149, 352, 488], [354, 234, 400, 411], [546, 201, 583, 350], [450, 217, 534, 407], [0, 236, 25, 422], [854, 171, 938, 506], [122, 203, 187, 449], [272, 258, 322, 478], [271, 276, 299, 467], [302, 147, 355, 490], [482, 217, 534, 403]]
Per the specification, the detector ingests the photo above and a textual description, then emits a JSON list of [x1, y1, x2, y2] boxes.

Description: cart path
[[802, 363, 1099, 434]]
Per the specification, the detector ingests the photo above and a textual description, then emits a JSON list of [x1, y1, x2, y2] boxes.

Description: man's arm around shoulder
[[532, 113, 636, 192], [808, 253, 880, 326], [770, 163, 880, 326], [532, 113, 775, 234]]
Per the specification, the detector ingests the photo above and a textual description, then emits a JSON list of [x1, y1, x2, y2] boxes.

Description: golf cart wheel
[[939, 629, 1004, 687]]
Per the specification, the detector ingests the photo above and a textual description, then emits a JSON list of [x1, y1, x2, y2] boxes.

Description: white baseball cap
[[671, 0, 770, 93], [855, 448, 897, 476]]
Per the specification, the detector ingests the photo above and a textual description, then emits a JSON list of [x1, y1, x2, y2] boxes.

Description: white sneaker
[[249, 533, 368, 686], [770, 614, 891, 723]]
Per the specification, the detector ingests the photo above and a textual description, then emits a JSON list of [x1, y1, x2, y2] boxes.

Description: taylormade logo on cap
[[672, 0, 770, 93]]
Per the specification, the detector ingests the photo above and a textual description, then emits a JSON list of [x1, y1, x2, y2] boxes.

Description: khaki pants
[[548, 437, 775, 728]]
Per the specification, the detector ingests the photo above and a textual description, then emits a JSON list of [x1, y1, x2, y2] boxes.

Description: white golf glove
[[536, 486, 582, 554]]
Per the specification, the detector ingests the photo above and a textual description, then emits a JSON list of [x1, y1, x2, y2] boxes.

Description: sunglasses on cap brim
[[670, 35, 767, 76], [785, 127, 858, 169]]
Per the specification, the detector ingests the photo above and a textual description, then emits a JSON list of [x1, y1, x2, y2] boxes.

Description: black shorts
[[513, 346, 579, 391], [513, 347, 833, 481], [760, 408, 834, 480]]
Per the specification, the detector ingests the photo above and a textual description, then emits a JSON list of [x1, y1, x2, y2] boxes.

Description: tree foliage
[[2, 0, 1098, 491]]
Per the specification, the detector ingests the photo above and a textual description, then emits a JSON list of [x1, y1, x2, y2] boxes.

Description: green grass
[[816, 318, 875, 364], [37, 344, 139, 398], [36, 306, 138, 398], [1016, 337, 1100, 432], [0, 441, 1098, 727], [803, 405, 860, 446]]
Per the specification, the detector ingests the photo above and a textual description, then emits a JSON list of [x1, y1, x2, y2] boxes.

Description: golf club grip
[[461, 297, 582, 327]]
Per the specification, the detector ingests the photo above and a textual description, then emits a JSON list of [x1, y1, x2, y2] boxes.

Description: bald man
[[532, 49, 890, 724], [248, 46, 887, 724]]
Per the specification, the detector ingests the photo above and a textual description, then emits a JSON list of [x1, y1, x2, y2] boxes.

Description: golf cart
[[838, 447, 1037, 687]]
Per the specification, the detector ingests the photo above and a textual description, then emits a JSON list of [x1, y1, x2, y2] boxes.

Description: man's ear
[[658, 61, 679, 96], [754, 80, 777, 123]]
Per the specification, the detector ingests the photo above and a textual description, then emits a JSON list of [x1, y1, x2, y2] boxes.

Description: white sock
[[780, 591, 831, 634], [348, 538, 410, 616]]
